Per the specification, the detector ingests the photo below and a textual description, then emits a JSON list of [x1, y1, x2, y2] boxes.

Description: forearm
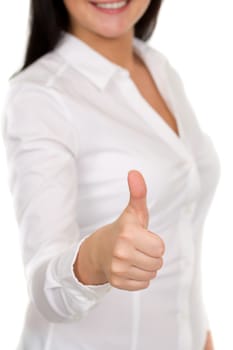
[[27, 235, 113, 323], [2, 85, 113, 325]]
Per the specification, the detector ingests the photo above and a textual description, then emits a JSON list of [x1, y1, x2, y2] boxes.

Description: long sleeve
[[1, 82, 112, 323]]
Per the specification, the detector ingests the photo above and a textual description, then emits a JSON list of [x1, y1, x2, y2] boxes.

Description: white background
[[0, 1, 232, 349]]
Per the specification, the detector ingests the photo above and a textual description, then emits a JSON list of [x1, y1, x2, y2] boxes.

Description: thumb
[[126, 169, 149, 228]]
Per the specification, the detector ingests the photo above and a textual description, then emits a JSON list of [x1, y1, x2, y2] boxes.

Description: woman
[[1, 0, 219, 349]]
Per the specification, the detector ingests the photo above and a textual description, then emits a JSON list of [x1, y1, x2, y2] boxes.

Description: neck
[[68, 27, 137, 75]]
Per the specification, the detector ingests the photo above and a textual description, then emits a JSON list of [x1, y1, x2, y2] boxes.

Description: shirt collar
[[55, 30, 151, 90]]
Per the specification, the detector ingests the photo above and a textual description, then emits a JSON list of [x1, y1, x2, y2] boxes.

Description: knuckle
[[112, 245, 121, 258], [114, 246, 129, 260], [160, 240, 166, 255], [155, 238, 165, 256], [153, 258, 163, 271], [110, 276, 120, 288], [120, 226, 135, 241], [150, 270, 157, 279], [113, 240, 129, 260], [157, 257, 163, 269], [143, 280, 150, 289]]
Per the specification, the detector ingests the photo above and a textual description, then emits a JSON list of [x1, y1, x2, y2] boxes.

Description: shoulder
[[1, 56, 78, 153], [1, 51, 63, 116], [9, 48, 68, 89], [1, 79, 79, 158], [2, 43, 79, 119]]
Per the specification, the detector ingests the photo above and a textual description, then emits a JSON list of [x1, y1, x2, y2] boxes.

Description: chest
[[62, 66, 220, 233]]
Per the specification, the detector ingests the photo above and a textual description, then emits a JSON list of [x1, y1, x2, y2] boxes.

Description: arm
[[1, 83, 112, 323]]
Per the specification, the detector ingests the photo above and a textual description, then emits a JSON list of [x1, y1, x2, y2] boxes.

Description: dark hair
[[10, 0, 163, 80]]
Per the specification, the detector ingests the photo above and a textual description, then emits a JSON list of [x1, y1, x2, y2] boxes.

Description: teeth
[[95, 1, 128, 9]]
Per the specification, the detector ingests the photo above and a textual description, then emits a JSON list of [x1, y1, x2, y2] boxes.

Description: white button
[[179, 310, 189, 320], [184, 203, 194, 214]]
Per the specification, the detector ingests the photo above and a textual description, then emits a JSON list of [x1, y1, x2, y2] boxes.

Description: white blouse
[[1, 31, 221, 350]]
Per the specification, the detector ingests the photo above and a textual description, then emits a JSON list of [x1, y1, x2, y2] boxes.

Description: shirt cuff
[[45, 233, 113, 309], [42, 233, 113, 321]]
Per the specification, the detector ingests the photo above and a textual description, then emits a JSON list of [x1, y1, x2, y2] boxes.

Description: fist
[[97, 169, 165, 291]]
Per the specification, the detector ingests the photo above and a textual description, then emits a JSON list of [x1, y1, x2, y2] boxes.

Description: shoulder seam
[[45, 61, 69, 88]]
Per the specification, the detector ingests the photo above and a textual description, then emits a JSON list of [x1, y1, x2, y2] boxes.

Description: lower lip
[[90, 0, 130, 15]]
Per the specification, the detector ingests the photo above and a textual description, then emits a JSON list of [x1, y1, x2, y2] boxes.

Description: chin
[[98, 32, 129, 39], [93, 24, 133, 39]]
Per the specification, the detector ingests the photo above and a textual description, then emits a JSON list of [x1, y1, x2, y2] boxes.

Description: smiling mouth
[[89, 0, 131, 12]]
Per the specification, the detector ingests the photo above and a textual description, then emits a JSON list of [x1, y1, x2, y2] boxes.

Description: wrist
[[73, 232, 108, 285]]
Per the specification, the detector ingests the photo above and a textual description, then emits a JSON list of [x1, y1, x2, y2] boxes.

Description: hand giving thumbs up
[[91, 169, 165, 291]]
